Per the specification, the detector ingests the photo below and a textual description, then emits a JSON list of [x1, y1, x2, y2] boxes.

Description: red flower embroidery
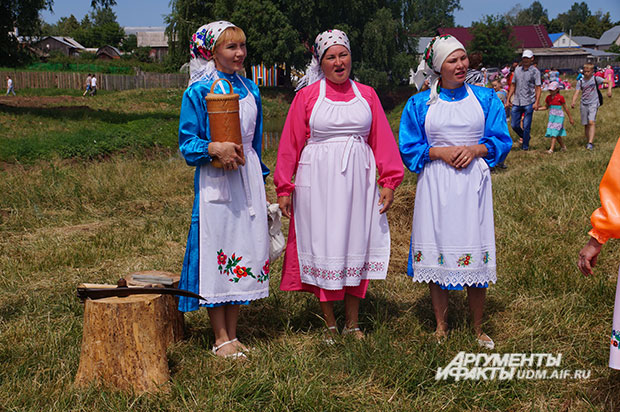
[[263, 260, 270, 275], [234, 266, 248, 278], [217, 251, 227, 265]]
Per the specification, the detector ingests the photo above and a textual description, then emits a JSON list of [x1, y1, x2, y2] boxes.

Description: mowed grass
[[1, 87, 620, 411], [0, 87, 289, 163]]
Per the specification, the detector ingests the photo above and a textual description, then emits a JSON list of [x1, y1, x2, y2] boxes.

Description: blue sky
[[40, 0, 619, 28]]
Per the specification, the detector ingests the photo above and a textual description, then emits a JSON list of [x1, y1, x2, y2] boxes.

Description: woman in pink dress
[[274, 29, 403, 340], [604, 65, 615, 90]]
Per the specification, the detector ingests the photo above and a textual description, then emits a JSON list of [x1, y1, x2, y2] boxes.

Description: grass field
[[1, 87, 620, 411]]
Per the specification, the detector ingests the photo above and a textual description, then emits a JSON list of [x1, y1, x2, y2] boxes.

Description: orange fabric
[[589, 137, 620, 245]]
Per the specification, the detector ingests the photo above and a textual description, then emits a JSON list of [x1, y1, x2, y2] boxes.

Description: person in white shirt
[[90, 75, 97, 96], [6, 75, 15, 95]]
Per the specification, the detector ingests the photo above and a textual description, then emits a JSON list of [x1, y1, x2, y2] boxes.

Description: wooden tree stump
[[74, 271, 184, 393]]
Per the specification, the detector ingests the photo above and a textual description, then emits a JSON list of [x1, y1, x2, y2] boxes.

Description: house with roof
[[571, 36, 599, 48], [438, 24, 552, 50], [549, 33, 580, 48], [35, 36, 85, 57], [96, 45, 122, 60], [124, 26, 169, 62], [597, 25, 620, 51]]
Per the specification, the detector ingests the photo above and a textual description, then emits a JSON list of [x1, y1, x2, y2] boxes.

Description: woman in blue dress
[[177, 21, 270, 358], [399, 35, 512, 348]]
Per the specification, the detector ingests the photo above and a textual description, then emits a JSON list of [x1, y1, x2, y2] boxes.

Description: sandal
[[477, 333, 495, 350], [433, 330, 449, 344], [212, 338, 247, 359], [323, 326, 338, 345], [342, 327, 364, 339], [546, 149, 553, 154]]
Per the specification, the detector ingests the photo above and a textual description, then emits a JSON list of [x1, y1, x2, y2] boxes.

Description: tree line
[[164, 0, 462, 88]]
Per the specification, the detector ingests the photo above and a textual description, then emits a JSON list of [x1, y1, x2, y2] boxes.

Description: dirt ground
[[0, 95, 84, 108]]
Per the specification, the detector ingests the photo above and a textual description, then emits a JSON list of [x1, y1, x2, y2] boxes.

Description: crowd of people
[[176, 21, 619, 369], [477, 52, 613, 154]]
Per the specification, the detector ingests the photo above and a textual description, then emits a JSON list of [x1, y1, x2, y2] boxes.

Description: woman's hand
[[452, 146, 478, 169], [578, 237, 603, 276], [278, 195, 291, 219], [378, 187, 394, 214], [208, 142, 245, 170], [430, 145, 482, 169]]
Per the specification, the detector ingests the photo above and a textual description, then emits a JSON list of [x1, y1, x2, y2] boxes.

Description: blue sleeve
[[399, 94, 431, 174], [247, 79, 269, 179], [178, 85, 213, 166], [472, 86, 512, 167]]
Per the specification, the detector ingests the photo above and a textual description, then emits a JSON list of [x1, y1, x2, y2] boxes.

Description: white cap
[[522, 49, 534, 58], [548, 81, 559, 91]]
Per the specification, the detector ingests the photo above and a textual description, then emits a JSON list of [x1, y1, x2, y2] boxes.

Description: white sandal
[[212, 338, 247, 359], [324, 326, 338, 344], [477, 333, 495, 350], [342, 327, 364, 339]]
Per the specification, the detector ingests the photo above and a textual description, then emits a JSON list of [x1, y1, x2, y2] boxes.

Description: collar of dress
[[438, 84, 468, 101]]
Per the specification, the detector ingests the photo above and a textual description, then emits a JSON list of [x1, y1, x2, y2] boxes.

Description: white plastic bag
[[267, 203, 285, 262]]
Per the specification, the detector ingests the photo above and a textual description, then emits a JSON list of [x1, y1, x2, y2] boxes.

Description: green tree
[[549, 2, 590, 33], [404, 0, 461, 35], [572, 11, 614, 38], [121, 33, 137, 53], [357, 7, 414, 87], [505, 1, 548, 26], [165, 0, 216, 71], [165, 0, 430, 88], [88, 7, 124, 47], [41, 14, 80, 37], [469, 15, 516, 67]]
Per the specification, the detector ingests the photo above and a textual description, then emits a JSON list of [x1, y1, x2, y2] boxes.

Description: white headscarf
[[412, 35, 466, 105], [295, 29, 351, 91], [188, 21, 237, 86]]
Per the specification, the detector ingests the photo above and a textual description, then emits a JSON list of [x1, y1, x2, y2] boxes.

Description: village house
[[96, 45, 122, 60], [35, 36, 85, 57], [597, 25, 620, 51], [124, 26, 169, 62]]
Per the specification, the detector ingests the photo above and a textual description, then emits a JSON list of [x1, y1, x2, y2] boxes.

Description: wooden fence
[[0, 71, 189, 91]]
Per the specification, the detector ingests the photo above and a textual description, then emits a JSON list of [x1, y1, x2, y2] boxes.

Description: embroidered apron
[[410, 84, 497, 287], [293, 79, 390, 290], [197, 74, 269, 304]]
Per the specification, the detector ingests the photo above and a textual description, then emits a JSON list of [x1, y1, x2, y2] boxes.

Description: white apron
[[610, 267, 620, 369], [197, 74, 269, 304], [293, 79, 390, 290], [411, 84, 497, 287]]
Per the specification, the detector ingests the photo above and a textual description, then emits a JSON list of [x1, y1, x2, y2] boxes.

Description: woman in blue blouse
[[177, 21, 270, 358], [399, 35, 512, 349]]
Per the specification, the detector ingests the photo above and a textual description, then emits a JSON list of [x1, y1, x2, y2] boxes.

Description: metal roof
[[438, 25, 552, 49], [572, 36, 599, 46], [41, 36, 86, 49], [597, 25, 620, 46]]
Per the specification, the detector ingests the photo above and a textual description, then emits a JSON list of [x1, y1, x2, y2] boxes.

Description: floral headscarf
[[188, 21, 236, 86], [295, 29, 351, 91], [412, 34, 466, 105]]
